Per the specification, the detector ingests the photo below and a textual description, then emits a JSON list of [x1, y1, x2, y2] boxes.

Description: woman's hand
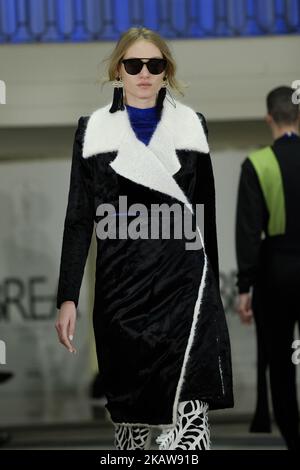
[[55, 301, 77, 353]]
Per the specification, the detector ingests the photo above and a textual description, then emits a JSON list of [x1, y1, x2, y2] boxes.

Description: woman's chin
[[137, 92, 157, 102], [135, 87, 153, 96]]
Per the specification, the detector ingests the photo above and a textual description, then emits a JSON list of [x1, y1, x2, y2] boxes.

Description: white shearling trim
[[109, 130, 193, 211], [82, 98, 209, 212], [82, 97, 209, 159], [172, 224, 208, 425]]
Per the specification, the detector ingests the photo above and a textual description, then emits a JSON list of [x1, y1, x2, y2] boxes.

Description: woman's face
[[118, 39, 166, 106]]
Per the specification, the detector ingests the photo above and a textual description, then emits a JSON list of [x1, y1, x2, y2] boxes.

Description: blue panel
[[198, 0, 215, 37], [0, 0, 299, 43], [288, 0, 300, 30], [56, 0, 73, 40]]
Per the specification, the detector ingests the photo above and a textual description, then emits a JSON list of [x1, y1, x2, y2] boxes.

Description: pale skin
[[55, 39, 167, 352], [236, 112, 300, 325]]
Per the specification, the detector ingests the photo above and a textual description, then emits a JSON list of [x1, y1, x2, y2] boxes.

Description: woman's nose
[[140, 64, 150, 76]]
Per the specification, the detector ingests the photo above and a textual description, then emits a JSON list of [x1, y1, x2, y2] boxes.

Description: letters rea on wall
[[0, 79, 6, 104]]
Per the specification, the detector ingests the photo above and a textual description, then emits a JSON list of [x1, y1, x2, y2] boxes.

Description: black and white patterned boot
[[114, 424, 152, 450], [156, 400, 210, 450]]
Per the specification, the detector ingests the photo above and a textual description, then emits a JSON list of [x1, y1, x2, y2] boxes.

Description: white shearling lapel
[[111, 129, 193, 210], [82, 98, 209, 211], [82, 98, 209, 158]]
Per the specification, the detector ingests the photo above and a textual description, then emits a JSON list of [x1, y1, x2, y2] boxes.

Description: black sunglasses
[[121, 58, 167, 75]]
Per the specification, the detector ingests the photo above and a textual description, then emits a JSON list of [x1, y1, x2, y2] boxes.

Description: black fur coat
[[56, 97, 234, 428]]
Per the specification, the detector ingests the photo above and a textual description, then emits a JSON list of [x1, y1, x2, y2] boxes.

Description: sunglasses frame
[[121, 57, 167, 75]]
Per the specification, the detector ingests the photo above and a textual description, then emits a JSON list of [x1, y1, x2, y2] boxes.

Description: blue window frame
[[0, 0, 299, 44]]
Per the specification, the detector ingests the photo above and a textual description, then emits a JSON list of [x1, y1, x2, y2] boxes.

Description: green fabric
[[248, 146, 286, 236]]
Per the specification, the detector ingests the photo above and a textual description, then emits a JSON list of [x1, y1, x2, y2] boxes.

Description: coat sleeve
[[194, 112, 220, 286], [56, 116, 95, 310], [235, 157, 268, 293]]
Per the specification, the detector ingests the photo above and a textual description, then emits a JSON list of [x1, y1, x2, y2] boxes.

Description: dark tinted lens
[[147, 59, 167, 74], [123, 59, 143, 75]]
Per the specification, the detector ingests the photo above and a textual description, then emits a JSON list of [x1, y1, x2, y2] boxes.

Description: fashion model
[[55, 27, 234, 450]]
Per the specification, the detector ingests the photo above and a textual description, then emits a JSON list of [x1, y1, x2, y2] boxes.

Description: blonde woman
[[55, 27, 234, 450]]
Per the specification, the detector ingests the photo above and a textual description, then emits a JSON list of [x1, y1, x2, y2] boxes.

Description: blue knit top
[[126, 104, 160, 146]]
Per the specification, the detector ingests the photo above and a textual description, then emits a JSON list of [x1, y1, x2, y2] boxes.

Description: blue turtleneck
[[126, 104, 160, 146]]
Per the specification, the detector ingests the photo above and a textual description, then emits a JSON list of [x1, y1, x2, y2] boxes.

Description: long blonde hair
[[100, 27, 187, 96]]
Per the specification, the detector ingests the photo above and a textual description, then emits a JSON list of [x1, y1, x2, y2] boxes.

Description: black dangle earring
[[156, 77, 167, 118], [109, 76, 125, 113]]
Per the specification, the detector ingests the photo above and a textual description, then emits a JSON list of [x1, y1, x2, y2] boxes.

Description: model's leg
[[156, 400, 210, 450], [114, 424, 151, 450], [266, 293, 300, 450]]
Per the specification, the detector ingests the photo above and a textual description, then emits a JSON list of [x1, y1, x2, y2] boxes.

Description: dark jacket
[[236, 134, 300, 293]]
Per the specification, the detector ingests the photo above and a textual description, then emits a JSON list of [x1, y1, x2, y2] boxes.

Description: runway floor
[[0, 405, 287, 450]]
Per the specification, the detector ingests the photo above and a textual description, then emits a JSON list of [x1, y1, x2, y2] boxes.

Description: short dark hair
[[266, 86, 299, 125]]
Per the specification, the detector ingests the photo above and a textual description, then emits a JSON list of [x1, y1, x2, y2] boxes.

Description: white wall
[[0, 35, 299, 126]]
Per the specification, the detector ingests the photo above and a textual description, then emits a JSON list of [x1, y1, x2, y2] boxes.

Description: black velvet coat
[[56, 97, 234, 428]]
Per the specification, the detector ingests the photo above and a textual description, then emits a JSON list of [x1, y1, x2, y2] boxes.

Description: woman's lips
[[138, 84, 151, 87]]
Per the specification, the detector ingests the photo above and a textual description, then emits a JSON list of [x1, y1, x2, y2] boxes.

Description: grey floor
[[0, 423, 287, 450], [0, 396, 287, 450]]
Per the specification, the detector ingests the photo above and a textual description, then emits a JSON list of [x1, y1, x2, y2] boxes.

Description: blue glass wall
[[0, 0, 299, 43]]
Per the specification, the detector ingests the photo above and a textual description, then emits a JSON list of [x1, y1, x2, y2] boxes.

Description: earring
[[156, 77, 167, 118], [165, 83, 176, 108], [109, 76, 125, 113]]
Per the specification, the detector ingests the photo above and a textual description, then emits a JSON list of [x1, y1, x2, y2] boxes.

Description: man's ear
[[265, 113, 273, 125]]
